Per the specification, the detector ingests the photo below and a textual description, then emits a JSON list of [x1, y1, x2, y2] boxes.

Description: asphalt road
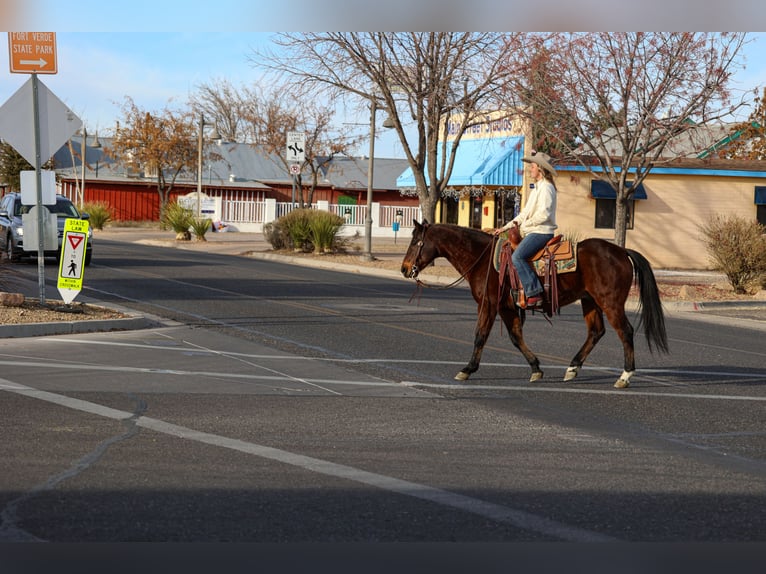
[[1, 236, 765, 559]]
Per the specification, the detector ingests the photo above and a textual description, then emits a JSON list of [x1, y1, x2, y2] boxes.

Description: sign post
[[2, 33, 80, 304]]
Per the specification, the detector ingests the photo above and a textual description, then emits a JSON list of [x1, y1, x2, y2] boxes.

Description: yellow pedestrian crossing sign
[[57, 218, 89, 304]]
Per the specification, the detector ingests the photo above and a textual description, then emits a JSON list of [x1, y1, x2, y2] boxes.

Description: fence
[[238, 199, 421, 237], [61, 180, 422, 237]]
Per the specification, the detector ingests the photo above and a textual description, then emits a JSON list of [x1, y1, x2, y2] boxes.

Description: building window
[[755, 186, 766, 226], [591, 180, 646, 230], [594, 198, 636, 229]]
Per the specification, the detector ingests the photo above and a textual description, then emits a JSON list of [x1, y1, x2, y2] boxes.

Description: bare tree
[[110, 97, 201, 219], [251, 32, 521, 223], [503, 32, 749, 247], [189, 79, 264, 143], [254, 91, 362, 207]]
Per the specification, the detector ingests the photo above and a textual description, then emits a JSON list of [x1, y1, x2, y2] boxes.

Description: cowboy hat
[[522, 151, 557, 177]]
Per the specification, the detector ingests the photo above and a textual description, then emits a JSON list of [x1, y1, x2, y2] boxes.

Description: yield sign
[[68, 235, 84, 251], [57, 218, 90, 304]]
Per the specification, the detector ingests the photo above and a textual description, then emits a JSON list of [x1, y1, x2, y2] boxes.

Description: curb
[[0, 314, 158, 339]]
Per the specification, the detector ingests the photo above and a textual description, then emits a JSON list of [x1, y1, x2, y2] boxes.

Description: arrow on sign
[[19, 58, 48, 68]]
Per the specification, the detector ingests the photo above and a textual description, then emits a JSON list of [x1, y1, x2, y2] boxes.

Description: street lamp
[[79, 126, 101, 208], [196, 113, 221, 218], [364, 100, 394, 261]]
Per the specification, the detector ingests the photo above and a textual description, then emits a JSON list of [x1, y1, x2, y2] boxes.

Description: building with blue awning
[[396, 112, 530, 229]]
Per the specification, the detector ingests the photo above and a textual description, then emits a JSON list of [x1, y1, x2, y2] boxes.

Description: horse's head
[[401, 219, 436, 279]]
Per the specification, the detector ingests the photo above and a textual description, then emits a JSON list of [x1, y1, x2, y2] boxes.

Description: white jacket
[[512, 179, 557, 236]]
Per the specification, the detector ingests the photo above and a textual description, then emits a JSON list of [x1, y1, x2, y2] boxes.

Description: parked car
[[0, 192, 93, 265]]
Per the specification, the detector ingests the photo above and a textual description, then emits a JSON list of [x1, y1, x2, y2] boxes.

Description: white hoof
[[529, 371, 544, 382], [614, 370, 634, 389], [455, 371, 470, 381], [564, 366, 579, 382]]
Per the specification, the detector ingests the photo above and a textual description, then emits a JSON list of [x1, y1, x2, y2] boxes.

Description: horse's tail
[[626, 249, 669, 354]]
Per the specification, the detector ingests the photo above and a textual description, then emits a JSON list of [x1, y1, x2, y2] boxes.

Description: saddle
[[494, 227, 577, 316]]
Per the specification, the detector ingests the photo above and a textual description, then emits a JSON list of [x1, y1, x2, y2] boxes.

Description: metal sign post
[[1, 33, 81, 304]]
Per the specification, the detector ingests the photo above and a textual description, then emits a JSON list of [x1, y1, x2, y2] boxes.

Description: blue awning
[[755, 186, 766, 205], [396, 136, 525, 188], [591, 179, 647, 200]]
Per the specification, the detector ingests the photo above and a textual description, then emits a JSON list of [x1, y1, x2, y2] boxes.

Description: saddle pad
[[533, 240, 578, 274], [494, 234, 578, 275]]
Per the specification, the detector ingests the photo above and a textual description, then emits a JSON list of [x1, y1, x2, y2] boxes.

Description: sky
[[2, 1, 766, 158]]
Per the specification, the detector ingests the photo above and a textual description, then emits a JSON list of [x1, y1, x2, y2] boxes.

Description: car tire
[[84, 251, 92, 266]]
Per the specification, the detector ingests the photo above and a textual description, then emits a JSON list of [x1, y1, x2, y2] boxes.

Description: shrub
[[80, 201, 112, 230], [698, 214, 766, 294], [161, 201, 195, 240], [263, 221, 288, 250], [280, 208, 314, 252], [308, 210, 345, 253], [189, 217, 212, 241]]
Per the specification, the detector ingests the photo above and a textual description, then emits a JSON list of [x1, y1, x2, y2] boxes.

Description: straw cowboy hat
[[522, 150, 557, 177]]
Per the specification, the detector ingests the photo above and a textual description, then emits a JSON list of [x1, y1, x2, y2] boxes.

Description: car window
[[49, 201, 80, 217]]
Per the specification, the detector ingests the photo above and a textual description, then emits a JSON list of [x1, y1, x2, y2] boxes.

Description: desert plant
[[308, 210, 345, 253], [698, 214, 766, 294], [161, 201, 194, 240], [263, 221, 288, 250], [189, 217, 212, 241], [80, 201, 112, 230], [279, 208, 314, 252]]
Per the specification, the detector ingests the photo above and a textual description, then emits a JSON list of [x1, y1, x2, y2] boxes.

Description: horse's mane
[[428, 223, 492, 244]]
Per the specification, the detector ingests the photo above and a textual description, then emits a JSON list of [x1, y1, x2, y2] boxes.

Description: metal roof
[[396, 136, 525, 189]]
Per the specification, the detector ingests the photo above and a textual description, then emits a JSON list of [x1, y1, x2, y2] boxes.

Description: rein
[[408, 231, 498, 302]]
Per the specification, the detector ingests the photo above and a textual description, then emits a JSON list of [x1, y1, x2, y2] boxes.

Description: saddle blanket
[[493, 232, 578, 275]]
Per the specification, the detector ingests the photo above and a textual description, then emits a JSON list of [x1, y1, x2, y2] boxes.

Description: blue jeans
[[511, 233, 553, 298]]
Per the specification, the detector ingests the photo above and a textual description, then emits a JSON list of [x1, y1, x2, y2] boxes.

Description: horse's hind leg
[[603, 306, 635, 389], [564, 296, 605, 382]]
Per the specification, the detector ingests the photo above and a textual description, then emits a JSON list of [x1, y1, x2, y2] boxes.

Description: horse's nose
[[400, 264, 409, 277]]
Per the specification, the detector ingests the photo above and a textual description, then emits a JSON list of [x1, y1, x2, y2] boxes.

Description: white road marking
[[0, 379, 615, 543]]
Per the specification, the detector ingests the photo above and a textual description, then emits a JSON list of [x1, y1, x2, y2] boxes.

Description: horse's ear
[[422, 219, 430, 225]]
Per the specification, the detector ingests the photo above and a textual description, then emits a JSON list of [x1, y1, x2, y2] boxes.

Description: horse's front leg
[[455, 300, 496, 381], [455, 321, 493, 381], [498, 305, 543, 382]]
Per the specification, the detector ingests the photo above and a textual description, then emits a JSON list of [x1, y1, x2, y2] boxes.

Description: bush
[[698, 214, 766, 294], [308, 210, 345, 253], [279, 208, 314, 252], [266, 209, 346, 253], [161, 201, 195, 240], [189, 217, 212, 241], [264, 219, 295, 250], [80, 201, 112, 230]]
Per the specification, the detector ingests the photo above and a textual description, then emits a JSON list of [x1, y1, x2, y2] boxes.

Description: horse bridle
[[409, 224, 429, 278]]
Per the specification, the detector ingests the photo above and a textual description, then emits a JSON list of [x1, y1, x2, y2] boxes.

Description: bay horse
[[400, 221, 669, 389]]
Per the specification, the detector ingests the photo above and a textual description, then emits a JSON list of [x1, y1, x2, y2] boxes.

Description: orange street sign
[[8, 32, 57, 74]]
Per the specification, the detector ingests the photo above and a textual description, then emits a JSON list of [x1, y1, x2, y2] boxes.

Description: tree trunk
[[613, 194, 628, 247]]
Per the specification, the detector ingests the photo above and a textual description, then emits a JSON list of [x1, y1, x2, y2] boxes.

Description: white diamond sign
[[0, 76, 81, 165]]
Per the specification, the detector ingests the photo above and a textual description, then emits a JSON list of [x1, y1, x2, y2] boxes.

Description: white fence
[[225, 198, 422, 237]]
